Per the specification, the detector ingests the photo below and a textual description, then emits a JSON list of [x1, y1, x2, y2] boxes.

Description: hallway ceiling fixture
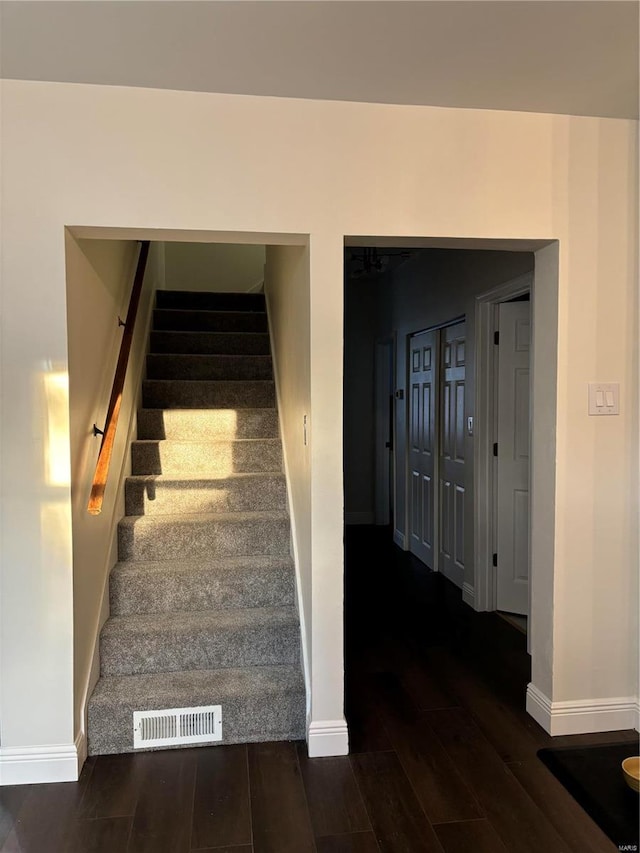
[[347, 247, 412, 279]]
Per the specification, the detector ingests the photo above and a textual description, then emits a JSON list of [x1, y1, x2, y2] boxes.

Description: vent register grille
[[133, 705, 222, 749]]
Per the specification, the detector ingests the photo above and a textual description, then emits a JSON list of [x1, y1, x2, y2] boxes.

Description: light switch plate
[[588, 383, 619, 415]]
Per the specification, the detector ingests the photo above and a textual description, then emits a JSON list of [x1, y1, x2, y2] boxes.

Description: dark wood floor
[[2, 526, 637, 852]]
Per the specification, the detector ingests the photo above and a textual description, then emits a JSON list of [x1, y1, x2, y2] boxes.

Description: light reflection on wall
[[39, 365, 73, 642], [43, 369, 71, 487]]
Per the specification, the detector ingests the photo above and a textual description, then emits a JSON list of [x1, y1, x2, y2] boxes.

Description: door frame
[[374, 337, 394, 525], [474, 272, 533, 616], [404, 316, 465, 572]]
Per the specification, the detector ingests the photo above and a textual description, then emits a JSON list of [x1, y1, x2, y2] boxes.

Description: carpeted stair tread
[[137, 407, 279, 440], [118, 510, 291, 561], [150, 330, 271, 355], [119, 509, 289, 527], [110, 555, 295, 615], [147, 353, 273, 381], [130, 438, 283, 476], [156, 290, 266, 312], [125, 472, 287, 515], [100, 606, 300, 675], [143, 378, 275, 409], [87, 664, 305, 755], [105, 605, 299, 633], [153, 308, 268, 333]]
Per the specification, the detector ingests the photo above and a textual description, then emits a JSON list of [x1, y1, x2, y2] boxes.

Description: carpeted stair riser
[[150, 330, 271, 355], [125, 473, 287, 516], [146, 353, 273, 381], [156, 290, 266, 312], [153, 308, 268, 333], [118, 512, 290, 562], [88, 666, 305, 755], [136, 407, 279, 441], [100, 608, 300, 676], [143, 379, 275, 409], [131, 439, 282, 477], [110, 557, 295, 615]]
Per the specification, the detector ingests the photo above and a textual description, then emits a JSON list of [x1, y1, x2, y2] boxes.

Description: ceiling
[[1, 1, 638, 119]]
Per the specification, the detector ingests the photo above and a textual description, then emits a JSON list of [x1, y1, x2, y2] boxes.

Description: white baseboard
[[527, 683, 639, 736], [345, 512, 375, 525], [307, 719, 349, 757], [0, 731, 84, 785], [462, 582, 475, 609], [393, 529, 406, 549]]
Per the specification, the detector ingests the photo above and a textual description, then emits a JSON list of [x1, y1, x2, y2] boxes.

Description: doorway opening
[[343, 236, 559, 731], [474, 274, 533, 642], [65, 226, 313, 767]]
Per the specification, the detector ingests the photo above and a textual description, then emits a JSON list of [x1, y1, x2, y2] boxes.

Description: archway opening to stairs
[[64, 228, 312, 765]]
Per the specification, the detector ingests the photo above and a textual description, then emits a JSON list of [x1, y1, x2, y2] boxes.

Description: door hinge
[[494, 331, 500, 345], [492, 553, 498, 567], [493, 442, 498, 457]]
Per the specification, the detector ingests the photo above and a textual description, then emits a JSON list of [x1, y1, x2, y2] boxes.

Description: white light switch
[[588, 383, 620, 416]]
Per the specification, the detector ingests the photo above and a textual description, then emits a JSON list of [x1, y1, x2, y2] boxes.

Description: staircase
[[88, 290, 306, 755]]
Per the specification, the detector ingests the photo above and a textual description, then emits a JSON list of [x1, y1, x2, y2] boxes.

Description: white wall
[[263, 246, 312, 716], [165, 242, 265, 292], [0, 81, 637, 780], [65, 237, 161, 767]]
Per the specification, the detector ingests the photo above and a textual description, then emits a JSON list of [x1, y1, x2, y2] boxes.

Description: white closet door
[[439, 322, 466, 589], [496, 301, 531, 615], [408, 330, 437, 567]]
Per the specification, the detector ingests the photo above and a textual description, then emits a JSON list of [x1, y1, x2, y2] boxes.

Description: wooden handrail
[[88, 241, 150, 515]]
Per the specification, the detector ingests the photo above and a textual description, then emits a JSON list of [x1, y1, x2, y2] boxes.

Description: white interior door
[[408, 330, 437, 567], [496, 301, 531, 614], [439, 323, 466, 589]]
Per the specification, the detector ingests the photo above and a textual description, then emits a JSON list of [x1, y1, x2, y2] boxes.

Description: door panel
[[422, 474, 433, 549], [454, 484, 465, 568], [438, 478, 451, 562], [422, 384, 432, 451], [408, 330, 437, 566], [411, 470, 420, 535], [455, 381, 465, 461], [496, 302, 531, 614], [439, 322, 466, 589]]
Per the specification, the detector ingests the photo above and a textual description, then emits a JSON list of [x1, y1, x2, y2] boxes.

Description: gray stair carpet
[[88, 289, 305, 755]]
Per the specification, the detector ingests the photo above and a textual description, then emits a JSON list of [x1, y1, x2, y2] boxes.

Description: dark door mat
[[538, 742, 639, 850]]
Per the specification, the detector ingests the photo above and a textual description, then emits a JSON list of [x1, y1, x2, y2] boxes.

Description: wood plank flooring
[[1, 526, 637, 852]]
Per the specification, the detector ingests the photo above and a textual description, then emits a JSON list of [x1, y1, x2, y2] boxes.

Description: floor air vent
[[133, 705, 222, 749]]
